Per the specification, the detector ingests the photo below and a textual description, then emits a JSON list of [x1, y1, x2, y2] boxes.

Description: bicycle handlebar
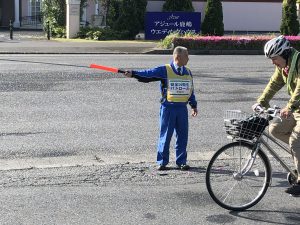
[[255, 105, 281, 120]]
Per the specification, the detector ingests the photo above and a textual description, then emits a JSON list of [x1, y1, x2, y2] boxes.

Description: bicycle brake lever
[[263, 107, 281, 122], [269, 106, 282, 122]]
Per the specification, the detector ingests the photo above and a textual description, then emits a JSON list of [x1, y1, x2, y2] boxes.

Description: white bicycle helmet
[[264, 35, 290, 58]]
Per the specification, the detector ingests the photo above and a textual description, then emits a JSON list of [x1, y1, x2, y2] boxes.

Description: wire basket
[[224, 110, 269, 141]]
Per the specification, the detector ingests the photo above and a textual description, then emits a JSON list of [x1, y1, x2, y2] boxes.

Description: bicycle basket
[[224, 110, 269, 140]]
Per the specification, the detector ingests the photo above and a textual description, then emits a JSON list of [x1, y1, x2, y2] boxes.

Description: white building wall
[[21, 0, 27, 19], [146, 1, 164, 11], [192, 2, 206, 14], [86, 0, 96, 23], [16, 0, 283, 32], [147, 1, 205, 13], [147, 0, 282, 32], [223, 2, 282, 31]]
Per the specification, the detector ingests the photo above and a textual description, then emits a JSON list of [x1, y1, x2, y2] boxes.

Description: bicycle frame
[[256, 130, 297, 179]]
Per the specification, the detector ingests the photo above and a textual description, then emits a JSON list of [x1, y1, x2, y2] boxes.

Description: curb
[[0, 150, 291, 171], [0, 152, 215, 171], [146, 49, 263, 55], [144, 49, 173, 54], [190, 49, 263, 55], [0, 49, 264, 55]]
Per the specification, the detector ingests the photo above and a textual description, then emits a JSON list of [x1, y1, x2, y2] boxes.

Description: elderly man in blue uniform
[[124, 46, 198, 170]]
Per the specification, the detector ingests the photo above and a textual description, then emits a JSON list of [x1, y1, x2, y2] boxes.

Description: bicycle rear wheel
[[206, 141, 271, 211]]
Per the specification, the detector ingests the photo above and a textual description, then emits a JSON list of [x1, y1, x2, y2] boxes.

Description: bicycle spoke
[[215, 175, 236, 197], [221, 181, 239, 203], [238, 179, 260, 200]]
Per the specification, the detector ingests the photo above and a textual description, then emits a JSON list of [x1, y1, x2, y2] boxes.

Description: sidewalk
[[0, 30, 263, 55], [0, 30, 165, 54]]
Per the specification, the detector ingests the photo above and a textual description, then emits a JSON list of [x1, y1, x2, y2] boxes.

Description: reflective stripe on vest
[[166, 64, 193, 102]]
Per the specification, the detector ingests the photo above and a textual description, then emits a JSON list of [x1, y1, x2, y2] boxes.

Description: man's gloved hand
[[124, 70, 133, 78], [252, 103, 263, 112]]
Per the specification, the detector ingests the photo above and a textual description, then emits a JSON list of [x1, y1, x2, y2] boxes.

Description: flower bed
[[172, 35, 300, 51]]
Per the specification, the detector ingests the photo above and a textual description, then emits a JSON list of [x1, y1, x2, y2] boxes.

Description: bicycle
[[205, 106, 299, 211]]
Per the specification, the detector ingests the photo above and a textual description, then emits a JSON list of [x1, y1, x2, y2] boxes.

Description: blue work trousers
[[157, 104, 188, 166]]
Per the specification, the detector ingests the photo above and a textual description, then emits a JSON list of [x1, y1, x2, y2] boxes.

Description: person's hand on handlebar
[[252, 103, 263, 112], [280, 107, 293, 119]]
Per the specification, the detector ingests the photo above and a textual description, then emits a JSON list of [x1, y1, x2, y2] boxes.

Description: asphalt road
[[0, 54, 283, 160], [0, 54, 298, 225]]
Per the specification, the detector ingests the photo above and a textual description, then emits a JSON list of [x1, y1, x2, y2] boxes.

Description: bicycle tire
[[206, 141, 271, 211]]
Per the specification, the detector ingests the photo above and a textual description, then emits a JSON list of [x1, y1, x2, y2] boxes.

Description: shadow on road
[[229, 209, 300, 225]]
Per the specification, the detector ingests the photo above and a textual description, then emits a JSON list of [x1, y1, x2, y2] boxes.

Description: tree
[[102, 0, 122, 28], [113, 0, 147, 39], [201, 0, 224, 36], [280, 0, 299, 35], [41, 0, 89, 37], [162, 0, 194, 12], [41, 0, 65, 28], [135, 0, 148, 30], [42, 0, 88, 28]]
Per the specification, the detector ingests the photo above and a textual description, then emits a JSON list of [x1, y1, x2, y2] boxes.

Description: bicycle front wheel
[[206, 141, 271, 211]]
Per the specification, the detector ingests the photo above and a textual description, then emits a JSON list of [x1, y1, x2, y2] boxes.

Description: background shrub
[[42, 0, 87, 38], [106, 0, 122, 28], [41, 0, 65, 30], [77, 27, 129, 40], [52, 26, 66, 38], [162, 0, 194, 12], [201, 0, 224, 36], [159, 32, 181, 49], [112, 0, 147, 39], [280, 0, 299, 35]]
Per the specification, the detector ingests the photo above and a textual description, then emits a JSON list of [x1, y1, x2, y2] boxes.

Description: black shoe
[[177, 164, 190, 171], [157, 165, 167, 171], [285, 183, 300, 196]]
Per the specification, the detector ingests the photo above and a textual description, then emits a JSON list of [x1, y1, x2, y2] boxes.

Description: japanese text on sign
[[169, 80, 191, 95], [145, 12, 201, 40]]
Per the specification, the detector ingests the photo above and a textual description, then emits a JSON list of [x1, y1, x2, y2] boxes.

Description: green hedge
[[170, 36, 300, 51], [77, 27, 130, 40]]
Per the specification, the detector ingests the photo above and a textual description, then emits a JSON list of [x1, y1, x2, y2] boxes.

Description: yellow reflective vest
[[165, 64, 194, 102]]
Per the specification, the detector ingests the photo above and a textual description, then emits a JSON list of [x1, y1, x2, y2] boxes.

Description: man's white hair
[[173, 46, 188, 55]]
